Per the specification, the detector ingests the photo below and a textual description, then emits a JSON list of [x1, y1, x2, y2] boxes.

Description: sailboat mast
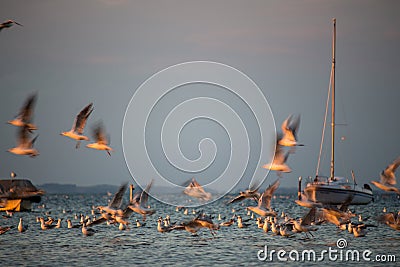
[[330, 18, 336, 179]]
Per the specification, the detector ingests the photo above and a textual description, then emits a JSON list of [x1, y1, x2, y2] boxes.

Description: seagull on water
[[18, 218, 28, 232], [247, 179, 280, 217], [118, 222, 127, 231], [82, 222, 95, 236], [262, 218, 269, 232], [8, 125, 39, 157], [39, 217, 57, 230], [61, 103, 93, 148], [237, 215, 250, 228], [7, 92, 37, 131], [157, 218, 184, 233], [86, 121, 113, 156], [136, 219, 145, 227], [0, 20, 23, 31], [66, 219, 80, 229], [352, 224, 367, 237], [219, 218, 235, 227]]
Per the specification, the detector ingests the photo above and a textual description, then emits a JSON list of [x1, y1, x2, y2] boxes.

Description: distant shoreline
[[36, 182, 300, 195]]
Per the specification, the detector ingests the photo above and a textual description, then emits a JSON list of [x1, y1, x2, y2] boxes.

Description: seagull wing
[[30, 134, 39, 147], [301, 207, 317, 226], [228, 194, 246, 204], [140, 179, 153, 207], [273, 145, 287, 164], [392, 156, 400, 172], [109, 183, 128, 209], [378, 213, 395, 225], [290, 115, 301, 140], [86, 217, 107, 227], [20, 93, 37, 123], [92, 122, 108, 144], [248, 180, 262, 193], [131, 191, 141, 204], [259, 179, 280, 209], [72, 103, 93, 134], [382, 156, 400, 185], [281, 114, 292, 134], [13, 20, 23, 26], [339, 193, 354, 212]]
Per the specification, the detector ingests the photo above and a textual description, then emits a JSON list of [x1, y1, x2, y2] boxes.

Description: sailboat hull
[[304, 183, 373, 205]]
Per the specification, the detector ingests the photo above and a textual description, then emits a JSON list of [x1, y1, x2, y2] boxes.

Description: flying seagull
[[262, 143, 291, 177], [61, 103, 93, 148], [8, 125, 39, 157], [371, 156, 400, 195], [86, 121, 113, 156], [278, 114, 304, 147], [170, 213, 219, 236], [8, 92, 38, 132], [246, 179, 280, 217], [228, 182, 261, 204]]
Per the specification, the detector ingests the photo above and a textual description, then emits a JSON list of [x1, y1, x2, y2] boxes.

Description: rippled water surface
[[0, 193, 399, 266]]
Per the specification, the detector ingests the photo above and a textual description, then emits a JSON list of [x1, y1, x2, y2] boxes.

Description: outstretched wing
[[140, 179, 153, 207], [289, 115, 301, 140], [228, 194, 246, 204], [381, 156, 400, 185], [259, 179, 280, 209], [109, 183, 128, 209], [73, 103, 93, 134], [20, 93, 37, 123], [92, 122, 108, 144]]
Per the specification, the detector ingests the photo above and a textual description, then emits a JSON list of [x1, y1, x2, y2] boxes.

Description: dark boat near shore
[[0, 179, 45, 211]]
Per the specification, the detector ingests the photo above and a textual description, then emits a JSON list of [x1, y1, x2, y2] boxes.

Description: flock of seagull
[[1, 174, 399, 238], [6, 93, 114, 157], [1, 18, 399, 242], [2, 90, 400, 238]]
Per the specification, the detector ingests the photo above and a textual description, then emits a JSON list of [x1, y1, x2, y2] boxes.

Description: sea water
[[0, 193, 399, 266]]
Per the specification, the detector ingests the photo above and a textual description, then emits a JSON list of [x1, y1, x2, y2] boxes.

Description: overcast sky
[[1, 0, 399, 193]]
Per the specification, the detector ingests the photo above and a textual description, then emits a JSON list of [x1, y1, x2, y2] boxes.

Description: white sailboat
[[303, 19, 373, 205]]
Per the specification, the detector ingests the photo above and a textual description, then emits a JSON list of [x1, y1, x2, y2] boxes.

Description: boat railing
[[308, 175, 358, 189]]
